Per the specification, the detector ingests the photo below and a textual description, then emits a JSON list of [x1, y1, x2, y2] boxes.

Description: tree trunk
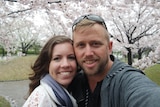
[[22, 47, 27, 55], [127, 48, 132, 65], [138, 49, 142, 60], [2, 48, 5, 56]]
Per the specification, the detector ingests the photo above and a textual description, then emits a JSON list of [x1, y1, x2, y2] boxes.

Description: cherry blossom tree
[[0, 0, 43, 55], [132, 28, 160, 70], [107, 1, 160, 65], [0, 0, 159, 69], [0, 11, 17, 56]]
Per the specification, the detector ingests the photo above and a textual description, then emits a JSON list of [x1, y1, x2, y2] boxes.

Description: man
[[69, 14, 160, 107]]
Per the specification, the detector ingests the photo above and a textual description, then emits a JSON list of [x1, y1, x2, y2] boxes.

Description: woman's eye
[[68, 56, 76, 60], [52, 57, 60, 61]]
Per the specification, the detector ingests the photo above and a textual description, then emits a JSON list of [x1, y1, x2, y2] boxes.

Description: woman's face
[[49, 42, 77, 88]]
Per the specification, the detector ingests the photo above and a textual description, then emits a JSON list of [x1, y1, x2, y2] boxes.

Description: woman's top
[[23, 74, 77, 107]]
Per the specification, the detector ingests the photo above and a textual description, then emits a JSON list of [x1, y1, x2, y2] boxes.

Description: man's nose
[[84, 45, 94, 56]]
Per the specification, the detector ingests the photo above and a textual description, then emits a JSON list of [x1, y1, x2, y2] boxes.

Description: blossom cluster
[[133, 45, 160, 70]]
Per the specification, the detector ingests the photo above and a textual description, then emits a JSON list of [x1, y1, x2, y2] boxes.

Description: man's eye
[[92, 42, 101, 47], [77, 43, 85, 48], [93, 42, 99, 45]]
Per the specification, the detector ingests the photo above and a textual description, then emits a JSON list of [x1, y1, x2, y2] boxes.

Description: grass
[[0, 55, 37, 81], [0, 96, 10, 107], [0, 55, 37, 106], [144, 64, 160, 86], [0, 55, 159, 84]]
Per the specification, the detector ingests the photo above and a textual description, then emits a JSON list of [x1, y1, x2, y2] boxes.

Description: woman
[[23, 35, 78, 107]]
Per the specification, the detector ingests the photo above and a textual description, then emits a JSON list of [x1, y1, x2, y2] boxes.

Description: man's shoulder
[[107, 64, 144, 79]]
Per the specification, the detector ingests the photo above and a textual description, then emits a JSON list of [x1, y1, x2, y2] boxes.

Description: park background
[[0, 0, 160, 107]]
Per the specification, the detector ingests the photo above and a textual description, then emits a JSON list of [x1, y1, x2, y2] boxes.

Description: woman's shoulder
[[23, 85, 53, 107]]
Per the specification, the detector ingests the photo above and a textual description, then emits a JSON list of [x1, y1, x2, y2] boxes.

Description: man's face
[[73, 24, 112, 76]]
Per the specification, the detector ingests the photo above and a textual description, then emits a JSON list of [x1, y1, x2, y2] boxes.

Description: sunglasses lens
[[73, 16, 84, 27], [72, 14, 107, 30], [87, 15, 104, 23]]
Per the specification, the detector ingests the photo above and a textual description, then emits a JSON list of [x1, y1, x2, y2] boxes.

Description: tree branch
[[7, 8, 32, 16], [4, 0, 17, 2]]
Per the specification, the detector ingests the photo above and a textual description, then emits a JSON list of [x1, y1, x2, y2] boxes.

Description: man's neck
[[87, 60, 113, 92], [87, 76, 98, 92]]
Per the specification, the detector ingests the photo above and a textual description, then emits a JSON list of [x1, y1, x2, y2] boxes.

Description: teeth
[[60, 72, 70, 76], [85, 60, 95, 64]]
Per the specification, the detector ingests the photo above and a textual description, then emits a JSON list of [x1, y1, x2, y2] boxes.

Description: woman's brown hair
[[28, 35, 73, 96]]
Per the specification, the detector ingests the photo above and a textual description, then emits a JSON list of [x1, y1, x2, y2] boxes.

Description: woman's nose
[[61, 58, 70, 68]]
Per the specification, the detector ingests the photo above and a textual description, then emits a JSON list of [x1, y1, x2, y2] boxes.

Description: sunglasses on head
[[72, 14, 107, 31]]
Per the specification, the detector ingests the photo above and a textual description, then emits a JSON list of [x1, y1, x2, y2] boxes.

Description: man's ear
[[109, 41, 113, 55]]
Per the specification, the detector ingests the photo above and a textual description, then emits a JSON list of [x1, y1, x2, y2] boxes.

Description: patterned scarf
[[42, 74, 73, 107]]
